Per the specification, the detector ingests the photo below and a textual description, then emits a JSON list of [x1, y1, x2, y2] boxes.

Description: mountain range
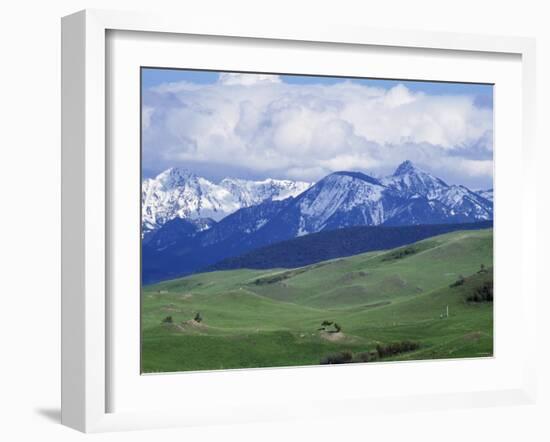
[[142, 161, 493, 283], [142, 168, 312, 235]]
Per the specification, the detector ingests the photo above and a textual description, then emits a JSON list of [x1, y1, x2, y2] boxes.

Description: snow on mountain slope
[[141, 168, 239, 233], [219, 177, 312, 206], [142, 168, 312, 234], [476, 189, 494, 202], [381, 160, 449, 199], [295, 172, 387, 235], [382, 161, 493, 221], [438, 185, 493, 220]]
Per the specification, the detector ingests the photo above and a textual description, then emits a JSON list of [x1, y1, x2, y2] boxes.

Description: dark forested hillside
[[206, 221, 493, 272]]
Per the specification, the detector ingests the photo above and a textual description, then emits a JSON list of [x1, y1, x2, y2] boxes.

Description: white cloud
[[142, 77, 493, 186], [218, 73, 281, 85], [383, 83, 418, 108], [142, 106, 154, 130], [453, 159, 494, 177]]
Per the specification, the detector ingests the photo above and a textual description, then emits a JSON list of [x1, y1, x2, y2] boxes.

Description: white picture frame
[[61, 9, 538, 433]]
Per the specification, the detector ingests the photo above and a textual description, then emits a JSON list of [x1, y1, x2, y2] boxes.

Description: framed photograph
[[61, 9, 538, 433], [140, 67, 496, 373]]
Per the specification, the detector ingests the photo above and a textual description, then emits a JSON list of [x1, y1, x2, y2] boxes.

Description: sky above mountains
[[142, 69, 494, 189]]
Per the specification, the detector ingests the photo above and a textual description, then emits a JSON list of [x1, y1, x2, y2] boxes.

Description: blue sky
[[141, 68, 493, 189], [142, 68, 493, 108]]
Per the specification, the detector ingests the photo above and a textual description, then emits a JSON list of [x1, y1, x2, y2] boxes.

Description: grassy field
[[141, 228, 493, 373]]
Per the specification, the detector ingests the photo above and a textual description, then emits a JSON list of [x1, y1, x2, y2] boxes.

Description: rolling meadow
[[141, 228, 493, 372]]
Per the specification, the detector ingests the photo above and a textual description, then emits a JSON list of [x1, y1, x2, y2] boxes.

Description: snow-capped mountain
[[142, 161, 493, 282], [381, 160, 448, 199], [292, 172, 392, 236], [141, 169, 237, 233], [141, 168, 312, 234], [243, 165, 492, 240], [256, 162, 490, 235], [382, 161, 493, 222]]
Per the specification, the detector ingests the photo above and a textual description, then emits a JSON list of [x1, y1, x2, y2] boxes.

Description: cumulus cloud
[[142, 75, 493, 187]]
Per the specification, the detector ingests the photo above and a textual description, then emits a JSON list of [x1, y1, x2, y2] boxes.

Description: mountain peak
[[158, 167, 195, 179], [393, 160, 417, 176], [330, 171, 382, 186], [383, 161, 450, 199], [155, 167, 198, 188]]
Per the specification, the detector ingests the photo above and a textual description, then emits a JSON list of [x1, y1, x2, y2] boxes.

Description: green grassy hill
[[142, 228, 493, 372]]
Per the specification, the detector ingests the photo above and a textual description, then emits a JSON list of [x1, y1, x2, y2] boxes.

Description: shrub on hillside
[[381, 246, 418, 262], [354, 351, 378, 363], [376, 340, 420, 358], [320, 351, 353, 365], [162, 315, 173, 324], [467, 280, 493, 302], [450, 274, 465, 288]]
